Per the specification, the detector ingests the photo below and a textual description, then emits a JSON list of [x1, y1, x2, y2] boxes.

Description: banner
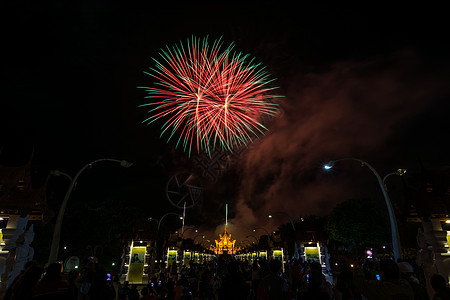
[[305, 247, 320, 263], [128, 246, 145, 283]]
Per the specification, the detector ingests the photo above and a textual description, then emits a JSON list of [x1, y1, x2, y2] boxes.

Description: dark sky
[[1, 2, 450, 240]]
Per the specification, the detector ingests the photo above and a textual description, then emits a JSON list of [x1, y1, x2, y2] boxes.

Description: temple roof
[[210, 226, 240, 255]]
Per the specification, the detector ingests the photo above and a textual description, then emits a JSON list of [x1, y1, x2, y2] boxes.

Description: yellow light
[[396, 169, 407, 176]]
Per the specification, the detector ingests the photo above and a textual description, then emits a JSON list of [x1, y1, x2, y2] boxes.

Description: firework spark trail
[[139, 36, 281, 156]]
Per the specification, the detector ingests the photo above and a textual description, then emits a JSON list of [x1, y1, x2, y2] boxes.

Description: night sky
[[2, 3, 450, 241]]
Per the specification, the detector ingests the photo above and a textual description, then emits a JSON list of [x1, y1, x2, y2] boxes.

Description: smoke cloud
[[186, 49, 450, 242]]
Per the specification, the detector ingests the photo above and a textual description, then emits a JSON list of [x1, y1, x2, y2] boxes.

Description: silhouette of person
[[32, 263, 75, 299], [3, 261, 43, 300], [430, 273, 450, 300]]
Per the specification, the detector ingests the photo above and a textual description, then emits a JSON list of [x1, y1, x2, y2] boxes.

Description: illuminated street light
[[268, 212, 295, 231], [50, 170, 73, 182], [180, 226, 198, 238], [48, 158, 133, 264], [193, 235, 205, 243], [324, 158, 402, 261], [252, 227, 270, 236], [382, 169, 407, 191], [246, 235, 259, 244], [148, 212, 183, 263], [156, 213, 183, 230]]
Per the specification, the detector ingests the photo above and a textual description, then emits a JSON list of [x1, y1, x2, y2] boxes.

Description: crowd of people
[[3, 256, 450, 300]]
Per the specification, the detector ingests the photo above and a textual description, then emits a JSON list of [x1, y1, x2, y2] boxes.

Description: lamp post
[[324, 158, 403, 261], [193, 235, 205, 243], [50, 170, 73, 182], [246, 235, 259, 245], [241, 239, 251, 246], [383, 169, 407, 191], [268, 211, 297, 258], [157, 213, 184, 231], [149, 213, 183, 262], [268, 212, 296, 231], [201, 240, 212, 249], [180, 226, 198, 239], [48, 158, 133, 265], [252, 227, 270, 236]]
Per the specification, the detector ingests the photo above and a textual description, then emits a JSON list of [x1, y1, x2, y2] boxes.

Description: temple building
[[210, 226, 240, 255], [209, 204, 240, 255]]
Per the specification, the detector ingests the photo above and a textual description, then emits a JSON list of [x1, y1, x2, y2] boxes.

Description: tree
[[326, 198, 389, 246]]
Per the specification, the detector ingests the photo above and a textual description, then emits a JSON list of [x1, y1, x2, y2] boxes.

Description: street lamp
[[50, 170, 73, 182], [252, 227, 270, 236], [246, 235, 259, 244], [148, 213, 183, 263], [156, 213, 183, 231], [201, 240, 212, 251], [383, 169, 406, 191], [324, 158, 403, 261], [268, 212, 296, 231], [48, 158, 133, 264], [193, 235, 205, 243], [180, 226, 198, 238]]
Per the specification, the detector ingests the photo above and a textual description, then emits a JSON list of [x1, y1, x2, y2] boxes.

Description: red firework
[[139, 36, 280, 155]]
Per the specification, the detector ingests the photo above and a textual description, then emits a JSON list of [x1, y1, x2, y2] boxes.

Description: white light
[[112, 263, 115, 266], [446, 220, 450, 224], [75, 265, 79, 269], [324, 165, 332, 170]]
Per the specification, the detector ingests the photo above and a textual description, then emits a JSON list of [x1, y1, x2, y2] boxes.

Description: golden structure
[[210, 226, 240, 255]]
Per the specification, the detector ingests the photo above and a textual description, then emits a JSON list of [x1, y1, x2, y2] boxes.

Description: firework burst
[[139, 36, 281, 156]]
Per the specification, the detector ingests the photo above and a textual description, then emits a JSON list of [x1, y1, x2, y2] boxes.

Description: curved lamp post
[[50, 170, 73, 182], [148, 212, 183, 263], [268, 212, 296, 231], [324, 158, 404, 261], [48, 158, 133, 264], [246, 235, 259, 244], [180, 226, 198, 238], [383, 169, 407, 191], [252, 227, 270, 236], [193, 235, 205, 243], [157, 213, 184, 231], [200, 240, 212, 249], [241, 239, 251, 246]]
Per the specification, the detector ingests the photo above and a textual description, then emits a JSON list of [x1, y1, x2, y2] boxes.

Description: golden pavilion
[[210, 226, 240, 255]]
